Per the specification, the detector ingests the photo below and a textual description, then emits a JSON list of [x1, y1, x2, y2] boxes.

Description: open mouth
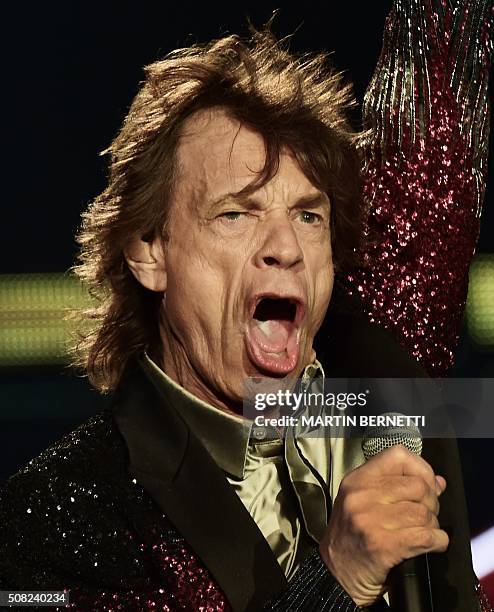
[[253, 298, 298, 324], [245, 295, 304, 375]]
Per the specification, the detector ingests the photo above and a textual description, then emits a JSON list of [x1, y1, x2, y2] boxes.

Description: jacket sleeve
[[352, 0, 493, 377], [263, 549, 384, 612]]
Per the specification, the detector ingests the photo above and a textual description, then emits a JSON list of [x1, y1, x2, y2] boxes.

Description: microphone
[[362, 413, 434, 612]]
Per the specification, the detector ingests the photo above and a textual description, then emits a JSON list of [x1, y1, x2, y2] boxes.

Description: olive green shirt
[[142, 355, 334, 580]]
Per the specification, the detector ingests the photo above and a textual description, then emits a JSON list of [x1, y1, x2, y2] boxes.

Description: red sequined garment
[[353, 1, 493, 610], [352, 0, 493, 378]]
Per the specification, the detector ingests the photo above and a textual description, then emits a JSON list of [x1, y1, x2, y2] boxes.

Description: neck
[[158, 322, 246, 416]]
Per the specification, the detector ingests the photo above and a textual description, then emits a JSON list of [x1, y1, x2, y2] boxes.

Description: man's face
[[160, 107, 333, 408]]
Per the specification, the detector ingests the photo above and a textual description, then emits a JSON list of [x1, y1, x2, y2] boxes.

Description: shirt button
[[254, 428, 267, 440]]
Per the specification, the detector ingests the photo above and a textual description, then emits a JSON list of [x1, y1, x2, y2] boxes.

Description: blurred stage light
[[471, 525, 494, 606], [472, 525, 494, 579], [467, 255, 494, 347], [0, 273, 92, 366]]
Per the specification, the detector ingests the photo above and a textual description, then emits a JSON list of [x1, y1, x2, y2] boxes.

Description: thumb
[[435, 475, 447, 495]]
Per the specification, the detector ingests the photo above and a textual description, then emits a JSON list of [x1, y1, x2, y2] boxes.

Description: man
[[0, 26, 483, 611]]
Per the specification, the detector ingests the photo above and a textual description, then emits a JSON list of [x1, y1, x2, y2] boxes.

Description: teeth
[[266, 349, 286, 357]]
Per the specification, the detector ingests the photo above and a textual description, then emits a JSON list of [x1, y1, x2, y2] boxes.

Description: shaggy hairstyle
[[73, 27, 364, 392]]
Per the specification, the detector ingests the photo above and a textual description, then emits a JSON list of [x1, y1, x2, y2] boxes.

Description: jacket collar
[[112, 356, 287, 612], [141, 353, 251, 478]]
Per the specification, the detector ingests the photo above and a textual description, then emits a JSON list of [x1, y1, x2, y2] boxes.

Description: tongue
[[250, 319, 291, 352], [245, 318, 300, 375]]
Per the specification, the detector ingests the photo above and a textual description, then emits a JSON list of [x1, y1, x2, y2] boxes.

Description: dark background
[[1, 0, 493, 551]]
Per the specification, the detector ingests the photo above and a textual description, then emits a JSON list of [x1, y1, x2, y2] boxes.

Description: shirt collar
[[141, 353, 325, 479]]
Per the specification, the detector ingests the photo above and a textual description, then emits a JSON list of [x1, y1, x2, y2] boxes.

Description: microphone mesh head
[[362, 412, 423, 461]]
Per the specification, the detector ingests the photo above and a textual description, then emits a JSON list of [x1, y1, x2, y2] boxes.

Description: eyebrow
[[291, 193, 331, 212], [205, 191, 330, 213]]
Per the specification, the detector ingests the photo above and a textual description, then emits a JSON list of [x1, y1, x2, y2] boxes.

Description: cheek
[[308, 236, 333, 279], [311, 262, 334, 326], [165, 246, 231, 338]]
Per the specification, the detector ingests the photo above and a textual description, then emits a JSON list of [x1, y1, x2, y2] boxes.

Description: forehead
[[174, 107, 318, 203]]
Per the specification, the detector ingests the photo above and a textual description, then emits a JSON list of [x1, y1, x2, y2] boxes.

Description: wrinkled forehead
[[176, 107, 266, 188], [173, 106, 318, 206]]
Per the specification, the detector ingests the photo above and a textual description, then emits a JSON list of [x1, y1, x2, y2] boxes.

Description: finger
[[360, 445, 438, 492], [399, 527, 450, 557], [377, 475, 440, 515], [376, 501, 439, 531]]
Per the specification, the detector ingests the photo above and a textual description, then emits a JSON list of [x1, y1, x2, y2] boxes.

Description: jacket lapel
[[112, 361, 287, 612]]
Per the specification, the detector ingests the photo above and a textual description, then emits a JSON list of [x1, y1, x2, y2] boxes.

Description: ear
[[124, 236, 167, 292]]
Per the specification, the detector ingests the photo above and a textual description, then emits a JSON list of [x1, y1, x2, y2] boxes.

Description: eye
[[299, 210, 322, 224], [219, 211, 244, 222]]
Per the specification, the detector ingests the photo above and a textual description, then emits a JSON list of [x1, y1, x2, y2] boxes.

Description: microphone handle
[[388, 554, 433, 611]]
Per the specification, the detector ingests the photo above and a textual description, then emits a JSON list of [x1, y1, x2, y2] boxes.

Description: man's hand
[[319, 445, 449, 608]]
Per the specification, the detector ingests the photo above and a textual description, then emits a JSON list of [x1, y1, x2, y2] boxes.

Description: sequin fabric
[[476, 580, 494, 612], [351, 0, 493, 377], [0, 412, 231, 611]]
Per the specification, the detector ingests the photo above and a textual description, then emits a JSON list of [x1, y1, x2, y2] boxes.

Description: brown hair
[[73, 26, 364, 392]]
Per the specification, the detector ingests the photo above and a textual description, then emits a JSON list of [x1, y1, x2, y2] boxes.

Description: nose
[[253, 212, 304, 270]]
